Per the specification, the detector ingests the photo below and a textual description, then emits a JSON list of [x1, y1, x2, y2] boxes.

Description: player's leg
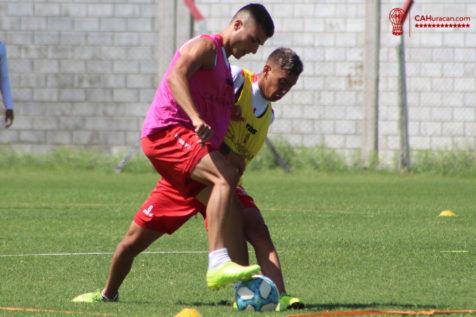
[[72, 222, 163, 303], [197, 186, 249, 266], [243, 207, 304, 311], [103, 222, 163, 298], [225, 195, 249, 266], [237, 185, 304, 311], [73, 179, 195, 303], [191, 153, 259, 288], [191, 150, 240, 252], [241, 206, 285, 292]]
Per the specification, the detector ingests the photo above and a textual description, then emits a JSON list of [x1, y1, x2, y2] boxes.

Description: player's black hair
[[232, 3, 274, 38], [267, 47, 303, 76]]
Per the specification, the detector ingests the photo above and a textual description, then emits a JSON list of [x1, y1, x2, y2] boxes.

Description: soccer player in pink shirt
[[73, 3, 274, 303]]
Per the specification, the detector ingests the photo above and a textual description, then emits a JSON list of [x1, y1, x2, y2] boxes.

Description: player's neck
[[256, 74, 268, 102], [219, 30, 232, 57]]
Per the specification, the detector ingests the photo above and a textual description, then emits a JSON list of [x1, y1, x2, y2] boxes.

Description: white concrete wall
[[0, 0, 474, 163]]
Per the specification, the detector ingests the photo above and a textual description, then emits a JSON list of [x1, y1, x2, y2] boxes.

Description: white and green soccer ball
[[234, 275, 279, 312]]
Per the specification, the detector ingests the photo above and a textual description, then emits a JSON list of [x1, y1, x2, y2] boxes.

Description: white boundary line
[[0, 250, 208, 257], [439, 250, 469, 253], [3, 250, 469, 258]]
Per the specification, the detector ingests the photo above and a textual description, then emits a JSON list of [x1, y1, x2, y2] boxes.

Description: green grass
[[0, 169, 475, 316]]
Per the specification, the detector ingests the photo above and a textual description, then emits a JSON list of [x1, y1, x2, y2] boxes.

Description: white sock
[[101, 290, 118, 301], [208, 248, 231, 270]]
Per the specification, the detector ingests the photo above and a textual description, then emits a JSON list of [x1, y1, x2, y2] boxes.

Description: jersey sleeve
[[230, 65, 244, 96], [0, 42, 14, 110]]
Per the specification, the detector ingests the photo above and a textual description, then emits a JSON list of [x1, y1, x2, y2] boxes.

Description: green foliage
[[412, 149, 476, 176], [249, 140, 476, 176], [0, 147, 152, 174], [249, 140, 350, 172], [1, 144, 475, 176], [295, 145, 348, 171]]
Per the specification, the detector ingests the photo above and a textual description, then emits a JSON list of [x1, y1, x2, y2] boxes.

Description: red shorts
[[134, 178, 206, 234], [234, 186, 257, 209], [134, 181, 257, 234], [141, 125, 211, 197]]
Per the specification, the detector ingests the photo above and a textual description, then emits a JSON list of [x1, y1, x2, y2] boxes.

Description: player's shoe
[[72, 290, 118, 303], [275, 294, 304, 311], [207, 261, 260, 289], [231, 294, 304, 311]]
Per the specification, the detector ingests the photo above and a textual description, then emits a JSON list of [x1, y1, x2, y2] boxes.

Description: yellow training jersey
[[224, 68, 273, 165]]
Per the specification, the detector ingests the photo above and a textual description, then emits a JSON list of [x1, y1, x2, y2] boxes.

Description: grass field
[[0, 169, 475, 316]]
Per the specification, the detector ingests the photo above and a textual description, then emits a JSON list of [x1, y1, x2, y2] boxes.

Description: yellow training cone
[[175, 308, 202, 317], [439, 210, 456, 217]]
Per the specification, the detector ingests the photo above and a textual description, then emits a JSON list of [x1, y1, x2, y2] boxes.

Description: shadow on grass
[[175, 300, 444, 311], [175, 300, 232, 307]]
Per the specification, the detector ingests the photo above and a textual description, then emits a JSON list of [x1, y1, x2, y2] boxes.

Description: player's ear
[[263, 64, 271, 77], [233, 19, 243, 31]]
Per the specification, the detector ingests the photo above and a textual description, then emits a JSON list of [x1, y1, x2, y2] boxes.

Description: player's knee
[[215, 167, 240, 190], [117, 237, 143, 258], [211, 176, 232, 196]]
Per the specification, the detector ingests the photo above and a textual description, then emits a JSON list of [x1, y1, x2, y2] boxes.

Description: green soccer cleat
[[207, 261, 260, 289], [275, 294, 304, 311], [72, 290, 118, 303]]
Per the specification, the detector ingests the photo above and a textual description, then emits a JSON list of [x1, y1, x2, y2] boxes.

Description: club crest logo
[[389, 8, 405, 36]]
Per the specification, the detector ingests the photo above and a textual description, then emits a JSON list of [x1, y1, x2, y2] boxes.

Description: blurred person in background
[[0, 41, 14, 128]]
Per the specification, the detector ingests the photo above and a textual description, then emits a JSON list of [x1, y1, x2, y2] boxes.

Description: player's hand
[[231, 105, 244, 122], [4, 109, 14, 128], [192, 117, 213, 144]]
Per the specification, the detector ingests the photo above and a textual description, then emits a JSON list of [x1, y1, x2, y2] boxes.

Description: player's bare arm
[[167, 37, 217, 143]]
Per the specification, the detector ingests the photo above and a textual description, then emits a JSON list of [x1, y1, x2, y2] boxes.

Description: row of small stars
[[415, 23, 471, 28]]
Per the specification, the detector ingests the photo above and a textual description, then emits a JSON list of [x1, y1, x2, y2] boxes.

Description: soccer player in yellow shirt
[[203, 47, 304, 311]]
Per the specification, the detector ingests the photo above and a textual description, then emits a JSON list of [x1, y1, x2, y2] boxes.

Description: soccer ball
[[234, 275, 279, 311]]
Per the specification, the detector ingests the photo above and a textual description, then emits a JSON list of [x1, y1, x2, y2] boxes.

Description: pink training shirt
[[142, 34, 234, 150]]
